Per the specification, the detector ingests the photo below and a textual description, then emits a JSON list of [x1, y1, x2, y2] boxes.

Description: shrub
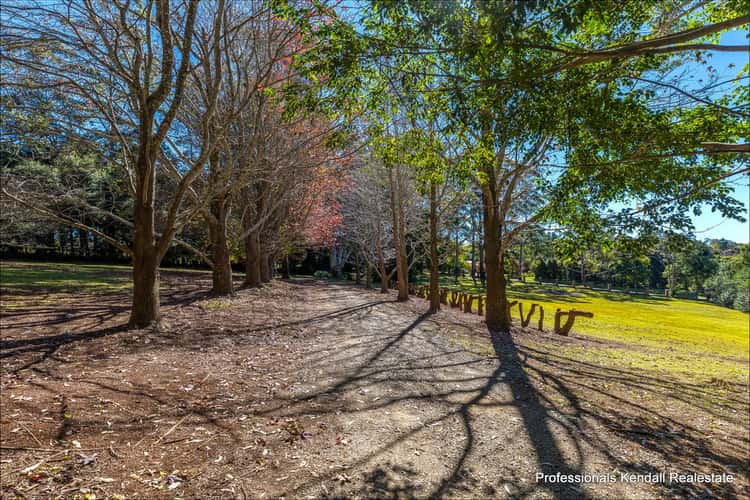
[[313, 270, 331, 279]]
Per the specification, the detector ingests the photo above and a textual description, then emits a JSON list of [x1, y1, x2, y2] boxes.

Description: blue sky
[[689, 29, 749, 243]]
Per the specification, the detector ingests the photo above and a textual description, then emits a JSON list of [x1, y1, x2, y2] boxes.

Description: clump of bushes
[[313, 270, 331, 279], [704, 247, 749, 312]]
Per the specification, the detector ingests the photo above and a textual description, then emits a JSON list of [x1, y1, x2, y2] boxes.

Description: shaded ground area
[[1, 269, 748, 498]]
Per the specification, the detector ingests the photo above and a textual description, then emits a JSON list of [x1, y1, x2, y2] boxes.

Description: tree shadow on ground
[[1, 283, 746, 499], [0, 275, 220, 375], [264, 315, 589, 498], [0, 290, 211, 334], [253, 295, 746, 499], [0, 324, 130, 374]]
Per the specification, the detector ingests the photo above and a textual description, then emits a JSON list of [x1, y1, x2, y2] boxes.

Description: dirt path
[[1, 278, 748, 498], [262, 284, 747, 499]]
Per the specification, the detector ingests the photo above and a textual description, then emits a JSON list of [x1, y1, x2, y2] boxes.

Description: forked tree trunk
[[482, 186, 511, 332], [428, 182, 440, 313], [243, 231, 261, 287]]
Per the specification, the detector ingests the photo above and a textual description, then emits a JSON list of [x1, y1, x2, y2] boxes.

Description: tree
[[342, 0, 748, 332], [669, 240, 719, 294], [705, 245, 749, 311], [340, 161, 397, 293], [2, 0, 347, 310], [180, 3, 316, 294], [3, 0, 204, 327]]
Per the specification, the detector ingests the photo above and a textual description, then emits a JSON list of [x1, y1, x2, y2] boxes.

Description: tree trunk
[[479, 233, 485, 286], [355, 253, 361, 284], [211, 235, 233, 295], [282, 256, 291, 279], [128, 144, 162, 328], [470, 211, 476, 283], [78, 226, 88, 257], [208, 201, 233, 295], [329, 247, 337, 276], [398, 238, 408, 299], [243, 231, 261, 287], [329, 247, 346, 279], [365, 261, 373, 289], [428, 182, 440, 313], [388, 167, 409, 301], [260, 251, 272, 283], [454, 228, 460, 283], [130, 248, 160, 328], [379, 262, 388, 293], [129, 197, 160, 328], [482, 186, 510, 332], [668, 263, 676, 297], [580, 253, 586, 285]]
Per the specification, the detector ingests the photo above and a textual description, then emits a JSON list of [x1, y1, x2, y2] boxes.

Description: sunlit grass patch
[[504, 286, 749, 360], [0, 261, 132, 293], [417, 274, 749, 379], [533, 339, 748, 386]]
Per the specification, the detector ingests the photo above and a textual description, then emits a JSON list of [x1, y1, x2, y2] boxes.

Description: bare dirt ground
[[1, 271, 748, 499]]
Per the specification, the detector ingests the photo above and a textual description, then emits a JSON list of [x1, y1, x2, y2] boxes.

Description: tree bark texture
[[209, 199, 233, 295], [482, 185, 511, 332], [428, 182, 440, 313], [243, 230, 261, 287]]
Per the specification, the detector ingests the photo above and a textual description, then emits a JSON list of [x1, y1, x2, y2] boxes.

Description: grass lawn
[[416, 275, 749, 384], [0, 260, 216, 294], [0, 260, 134, 293]]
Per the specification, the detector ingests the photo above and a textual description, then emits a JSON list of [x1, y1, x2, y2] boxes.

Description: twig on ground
[[18, 422, 45, 448], [14, 450, 69, 473], [164, 436, 191, 445], [1, 446, 57, 452], [153, 415, 189, 445], [131, 436, 147, 451]]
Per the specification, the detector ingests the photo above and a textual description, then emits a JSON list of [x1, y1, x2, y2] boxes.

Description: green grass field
[[416, 275, 749, 383], [0, 261, 133, 293], [0, 260, 210, 293]]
